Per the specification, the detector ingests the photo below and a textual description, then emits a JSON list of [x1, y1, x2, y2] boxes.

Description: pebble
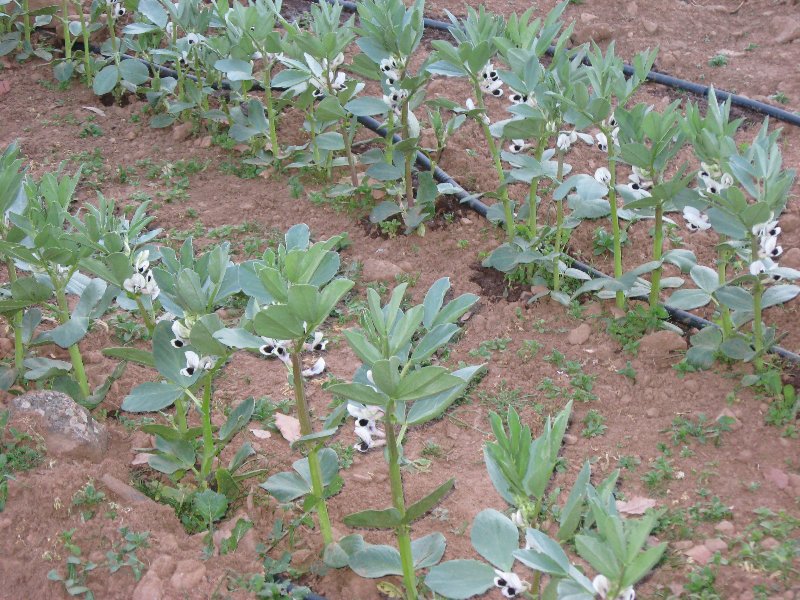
[[132, 573, 164, 600], [171, 122, 192, 142], [100, 474, 155, 505], [645, 407, 659, 418], [460, 217, 472, 226], [764, 467, 790, 489], [704, 538, 727, 553], [563, 434, 578, 445], [715, 520, 735, 535], [685, 544, 713, 564], [361, 258, 404, 282], [642, 20, 659, 34], [152, 555, 176, 579], [568, 323, 591, 346]]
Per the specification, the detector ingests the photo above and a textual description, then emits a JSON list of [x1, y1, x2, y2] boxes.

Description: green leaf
[[349, 544, 402, 578], [93, 64, 119, 95], [469, 508, 519, 572], [690, 265, 720, 294], [621, 543, 666, 588], [261, 470, 310, 502], [404, 479, 455, 525], [253, 304, 306, 340], [425, 560, 497, 600], [137, 0, 168, 27], [343, 507, 404, 529], [219, 397, 254, 442], [411, 323, 458, 363], [315, 132, 345, 151], [119, 59, 149, 85], [100, 346, 154, 367], [213, 328, 264, 350], [395, 367, 462, 402], [345, 96, 390, 117], [323, 534, 367, 569], [121, 382, 184, 412], [193, 489, 228, 525], [327, 382, 389, 407], [575, 534, 621, 579], [220, 518, 253, 555], [412, 532, 446, 569], [667, 289, 712, 310]]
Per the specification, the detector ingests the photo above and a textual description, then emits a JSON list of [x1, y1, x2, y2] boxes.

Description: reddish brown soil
[[1, 1, 799, 599]]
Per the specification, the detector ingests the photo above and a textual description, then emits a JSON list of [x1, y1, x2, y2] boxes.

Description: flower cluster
[[310, 53, 347, 98], [380, 56, 404, 87], [682, 206, 711, 232], [259, 331, 328, 377], [509, 89, 536, 108], [383, 87, 409, 118], [750, 216, 784, 279], [479, 63, 503, 98], [557, 129, 593, 152], [123, 250, 160, 298], [181, 350, 214, 377]]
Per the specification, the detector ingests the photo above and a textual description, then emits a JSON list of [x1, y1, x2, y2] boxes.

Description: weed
[[642, 456, 675, 491], [618, 455, 640, 471], [78, 123, 103, 138], [329, 441, 355, 470], [219, 160, 261, 179], [379, 220, 401, 238], [516, 339, 543, 362], [469, 337, 512, 359], [476, 380, 535, 411], [456, 239, 469, 249], [708, 54, 728, 67], [593, 226, 628, 256], [683, 565, 722, 599], [666, 414, 734, 446], [616, 361, 637, 380], [71, 480, 106, 521], [607, 305, 668, 354], [581, 410, 607, 437], [688, 497, 732, 523], [421, 439, 446, 459], [771, 92, 789, 105]]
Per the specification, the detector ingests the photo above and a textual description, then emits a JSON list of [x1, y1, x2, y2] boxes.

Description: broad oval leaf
[[425, 560, 497, 599], [471, 508, 519, 572]]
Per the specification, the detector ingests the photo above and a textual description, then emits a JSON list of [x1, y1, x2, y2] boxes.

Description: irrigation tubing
[[99, 49, 800, 364]]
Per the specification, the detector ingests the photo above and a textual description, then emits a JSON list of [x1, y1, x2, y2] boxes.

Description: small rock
[[8, 391, 108, 460], [642, 20, 659, 34], [361, 258, 404, 282], [100, 474, 155, 505], [571, 23, 613, 45], [764, 467, 790, 490], [580, 12, 597, 22], [351, 473, 373, 483], [460, 217, 472, 226], [132, 573, 163, 600], [685, 544, 713, 565], [171, 122, 193, 142], [371, 189, 386, 200], [195, 135, 212, 148], [290, 549, 315, 568], [459, 311, 473, 323], [704, 538, 727, 553], [0, 337, 13, 354], [170, 559, 206, 591], [715, 407, 742, 430], [563, 434, 578, 445], [638, 330, 685, 361], [645, 407, 659, 418], [715, 520, 735, 535], [83, 350, 104, 365], [761, 536, 781, 550], [683, 379, 699, 394], [774, 17, 800, 44], [568, 323, 591, 346]]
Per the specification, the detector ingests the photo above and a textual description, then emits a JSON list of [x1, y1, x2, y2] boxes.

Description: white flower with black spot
[[493, 570, 530, 598], [170, 320, 191, 348], [180, 351, 214, 377], [593, 574, 635, 600], [303, 331, 328, 352]]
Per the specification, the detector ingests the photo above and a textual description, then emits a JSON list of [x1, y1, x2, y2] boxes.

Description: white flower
[[311, 69, 346, 97], [303, 331, 328, 352], [353, 423, 385, 452], [699, 161, 722, 180], [330, 52, 345, 69], [178, 51, 188, 67], [493, 570, 530, 598], [592, 574, 635, 600], [509, 90, 535, 107], [759, 234, 782, 259], [133, 250, 150, 274], [165, 21, 174, 38], [479, 63, 503, 98], [112, 3, 125, 18], [383, 87, 409, 117], [594, 167, 611, 185], [595, 128, 619, 152], [186, 32, 199, 46], [384, 69, 400, 86], [557, 130, 593, 152], [625, 172, 652, 199], [683, 206, 711, 232], [170, 320, 191, 348], [180, 350, 214, 377], [259, 337, 289, 360], [510, 509, 526, 527], [556, 133, 572, 152], [123, 271, 159, 298], [464, 98, 489, 124], [301, 357, 326, 377], [631, 166, 653, 190], [508, 139, 528, 153], [380, 56, 399, 73], [749, 259, 768, 276], [752, 218, 780, 239], [720, 172, 734, 189], [346, 402, 384, 426]]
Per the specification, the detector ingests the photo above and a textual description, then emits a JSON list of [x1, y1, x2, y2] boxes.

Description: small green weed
[[581, 410, 607, 437]]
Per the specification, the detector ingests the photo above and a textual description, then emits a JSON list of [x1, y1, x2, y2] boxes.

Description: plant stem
[[716, 239, 733, 338], [199, 372, 215, 484], [384, 401, 416, 600], [526, 141, 544, 234], [62, 0, 71, 62], [552, 151, 566, 293], [77, 2, 92, 81], [751, 237, 765, 372], [649, 203, 664, 309], [605, 134, 624, 309], [174, 394, 188, 433], [55, 285, 90, 399], [5, 259, 24, 375], [385, 111, 395, 166], [133, 295, 156, 335], [290, 351, 333, 545], [263, 62, 281, 160], [22, 0, 31, 49], [401, 102, 414, 209], [473, 83, 513, 241]]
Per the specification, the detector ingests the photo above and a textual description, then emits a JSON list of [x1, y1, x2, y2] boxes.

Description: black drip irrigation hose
[[328, 0, 800, 128], [103, 47, 800, 364]]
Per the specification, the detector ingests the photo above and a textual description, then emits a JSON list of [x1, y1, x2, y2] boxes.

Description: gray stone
[[638, 330, 685, 361], [568, 323, 592, 345], [8, 391, 107, 460], [100, 474, 154, 505]]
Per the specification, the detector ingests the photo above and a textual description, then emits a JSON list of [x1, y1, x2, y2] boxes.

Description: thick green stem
[[5, 259, 24, 374], [552, 151, 566, 293], [62, 0, 71, 62], [606, 138, 624, 309], [717, 240, 733, 338], [263, 63, 281, 159], [473, 83, 513, 241], [105, 5, 119, 66], [649, 203, 664, 309], [174, 394, 188, 433], [133, 295, 156, 335], [199, 372, 215, 484], [526, 142, 544, 234], [385, 402, 416, 599], [385, 111, 395, 165], [401, 102, 414, 209], [55, 285, 90, 398], [22, 0, 31, 48], [751, 238, 765, 372], [290, 351, 333, 545], [77, 3, 92, 81]]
